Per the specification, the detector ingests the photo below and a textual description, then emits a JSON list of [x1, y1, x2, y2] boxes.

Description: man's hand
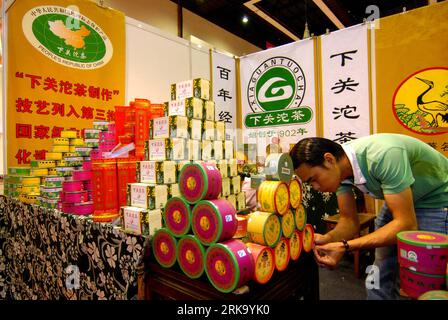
[[313, 241, 345, 269], [314, 233, 332, 246]]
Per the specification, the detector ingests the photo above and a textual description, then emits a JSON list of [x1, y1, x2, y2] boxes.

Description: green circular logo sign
[[22, 6, 113, 69], [248, 57, 305, 112]]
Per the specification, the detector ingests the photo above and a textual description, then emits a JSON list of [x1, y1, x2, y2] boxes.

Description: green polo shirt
[[337, 133, 448, 208]]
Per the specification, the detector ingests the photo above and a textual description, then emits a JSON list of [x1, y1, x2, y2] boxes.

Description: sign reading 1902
[[245, 56, 312, 128]]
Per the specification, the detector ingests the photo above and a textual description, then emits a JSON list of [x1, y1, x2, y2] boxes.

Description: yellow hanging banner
[[375, 2, 448, 156], [6, 0, 126, 166]]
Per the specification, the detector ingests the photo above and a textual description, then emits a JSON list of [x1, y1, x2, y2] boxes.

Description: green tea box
[[203, 120, 215, 141], [217, 160, 228, 178], [129, 183, 168, 210], [213, 140, 223, 160], [237, 192, 246, 211], [148, 138, 187, 161], [224, 140, 234, 160], [187, 139, 201, 161], [221, 177, 231, 197], [150, 116, 188, 139], [228, 159, 238, 177], [121, 206, 149, 236], [215, 121, 226, 141], [171, 78, 210, 101], [231, 175, 241, 195], [165, 98, 204, 119], [203, 100, 215, 121], [227, 194, 237, 210], [138, 161, 177, 184], [168, 183, 181, 198], [188, 118, 203, 140], [202, 140, 213, 161]]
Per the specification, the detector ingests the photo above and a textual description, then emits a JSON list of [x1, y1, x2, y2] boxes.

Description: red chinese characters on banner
[[14, 98, 115, 121], [16, 124, 80, 141], [11, 72, 120, 163], [15, 71, 120, 101], [16, 124, 32, 138], [34, 149, 47, 160], [15, 149, 32, 165]]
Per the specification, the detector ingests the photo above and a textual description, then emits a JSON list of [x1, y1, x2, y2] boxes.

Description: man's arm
[[347, 187, 418, 250], [321, 191, 360, 243]]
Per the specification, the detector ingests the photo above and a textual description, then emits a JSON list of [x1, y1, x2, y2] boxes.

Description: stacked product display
[[120, 78, 240, 236], [4, 77, 312, 295], [149, 150, 311, 293], [57, 130, 93, 215], [152, 161, 255, 293], [396, 231, 448, 299], [5, 130, 93, 215], [244, 153, 312, 284], [89, 121, 133, 222]]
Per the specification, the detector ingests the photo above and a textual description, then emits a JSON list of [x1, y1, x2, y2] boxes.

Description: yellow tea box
[[70, 138, 84, 146], [121, 206, 148, 236], [237, 192, 246, 211], [171, 78, 210, 101], [188, 119, 203, 140], [224, 140, 234, 160], [228, 159, 238, 177], [221, 177, 231, 197], [168, 183, 180, 198], [165, 98, 203, 119], [138, 161, 177, 184], [121, 207, 161, 237], [30, 168, 48, 177], [156, 161, 177, 184], [53, 138, 70, 145], [202, 140, 213, 161], [213, 140, 223, 160], [138, 161, 156, 184], [148, 209, 163, 237], [215, 121, 226, 141], [171, 138, 188, 161], [217, 160, 228, 178], [129, 183, 168, 210], [45, 152, 63, 161], [203, 100, 215, 121], [231, 175, 241, 195], [148, 139, 187, 161], [60, 130, 78, 138], [203, 120, 215, 141], [150, 116, 189, 139], [187, 139, 201, 161], [227, 194, 237, 210]]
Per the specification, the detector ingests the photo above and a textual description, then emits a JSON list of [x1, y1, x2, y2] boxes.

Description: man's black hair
[[289, 137, 345, 169]]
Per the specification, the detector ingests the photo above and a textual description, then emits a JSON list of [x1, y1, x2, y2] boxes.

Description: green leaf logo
[[247, 56, 305, 113], [256, 69, 295, 111]]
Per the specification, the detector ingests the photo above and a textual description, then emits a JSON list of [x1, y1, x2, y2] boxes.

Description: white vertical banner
[[240, 39, 317, 157], [212, 50, 237, 140], [321, 24, 370, 143]]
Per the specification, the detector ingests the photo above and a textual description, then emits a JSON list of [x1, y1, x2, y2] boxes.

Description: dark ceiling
[[174, 0, 443, 49]]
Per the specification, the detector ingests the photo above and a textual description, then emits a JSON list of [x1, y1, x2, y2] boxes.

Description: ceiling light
[[303, 22, 310, 39], [242, 15, 249, 24]]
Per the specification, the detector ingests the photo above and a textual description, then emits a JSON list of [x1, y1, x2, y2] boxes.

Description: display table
[[138, 241, 319, 301], [0, 195, 145, 300]]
